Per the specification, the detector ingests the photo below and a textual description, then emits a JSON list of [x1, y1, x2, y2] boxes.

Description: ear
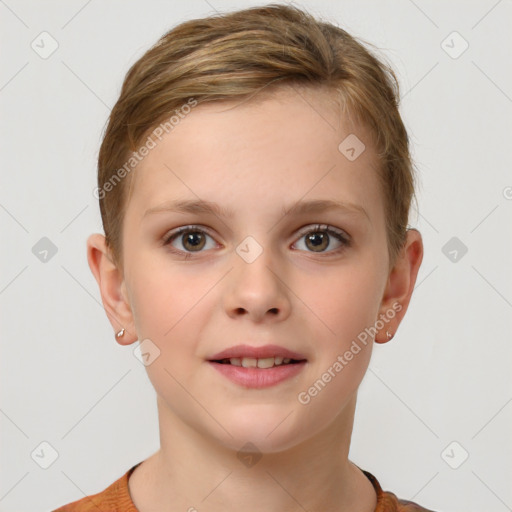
[[86, 233, 137, 345], [375, 228, 424, 343]]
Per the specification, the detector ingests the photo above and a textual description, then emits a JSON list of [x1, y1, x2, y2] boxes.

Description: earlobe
[[375, 229, 424, 343], [375, 329, 394, 344], [86, 233, 137, 345]]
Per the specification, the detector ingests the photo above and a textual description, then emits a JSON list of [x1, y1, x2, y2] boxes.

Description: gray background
[[1, 1, 511, 511]]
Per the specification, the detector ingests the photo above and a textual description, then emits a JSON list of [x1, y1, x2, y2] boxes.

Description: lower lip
[[208, 361, 307, 389]]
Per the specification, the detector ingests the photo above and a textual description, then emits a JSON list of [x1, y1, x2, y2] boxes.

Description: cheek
[[125, 256, 226, 438], [297, 345, 371, 423], [127, 261, 214, 397], [127, 253, 217, 340], [296, 269, 378, 412], [287, 264, 381, 402], [295, 262, 383, 348]]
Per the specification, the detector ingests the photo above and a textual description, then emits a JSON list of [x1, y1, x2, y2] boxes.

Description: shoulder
[[362, 469, 438, 512], [52, 464, 140, 512]]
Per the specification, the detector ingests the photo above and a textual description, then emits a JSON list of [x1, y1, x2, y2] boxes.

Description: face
[[118, 86, 392, 453]]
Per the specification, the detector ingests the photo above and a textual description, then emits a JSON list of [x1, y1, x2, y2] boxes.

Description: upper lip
[[209, 344, 307, 361]]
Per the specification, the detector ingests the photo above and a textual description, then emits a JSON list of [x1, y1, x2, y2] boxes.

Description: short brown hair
[[97, 3, 418, 271]]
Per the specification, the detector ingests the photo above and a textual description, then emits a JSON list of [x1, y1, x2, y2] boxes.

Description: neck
[[129, 394, 377, 512]]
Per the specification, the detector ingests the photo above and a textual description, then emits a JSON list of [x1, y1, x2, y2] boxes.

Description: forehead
[[127, 86, 383, 222]]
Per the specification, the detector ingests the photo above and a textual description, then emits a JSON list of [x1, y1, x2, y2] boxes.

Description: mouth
[[208, 344, 307, 363], [210, 356, 306, 369], [207, 344, 308, 388], [207, 358, 307, 389]]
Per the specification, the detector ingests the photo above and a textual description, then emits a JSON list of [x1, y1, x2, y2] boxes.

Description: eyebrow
[[143, 198, 370, 222]]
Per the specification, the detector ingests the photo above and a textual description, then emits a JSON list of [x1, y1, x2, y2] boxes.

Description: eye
[[292, 224, 350, 254], [163, 225, 218, 254]]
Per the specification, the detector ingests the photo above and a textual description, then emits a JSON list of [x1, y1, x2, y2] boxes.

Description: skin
[[87, 85, 423, 512]]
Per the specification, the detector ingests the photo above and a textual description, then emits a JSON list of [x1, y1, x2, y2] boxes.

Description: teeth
[[241, 357, 257, 368], [257, 357, 274, 369], [226, 356, 295, 368]]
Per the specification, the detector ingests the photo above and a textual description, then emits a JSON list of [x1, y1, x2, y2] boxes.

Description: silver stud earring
[[386, 331, 393, 339], [116, 328, 125, 338]]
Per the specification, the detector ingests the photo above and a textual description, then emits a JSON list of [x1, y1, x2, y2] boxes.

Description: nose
[[223, 246, 292, 323]]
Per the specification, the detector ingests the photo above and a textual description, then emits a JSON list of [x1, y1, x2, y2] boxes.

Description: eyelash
[[162, 224, 351, 258]]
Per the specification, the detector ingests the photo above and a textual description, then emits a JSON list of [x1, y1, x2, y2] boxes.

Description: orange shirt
[[53, 462, 436, 511]]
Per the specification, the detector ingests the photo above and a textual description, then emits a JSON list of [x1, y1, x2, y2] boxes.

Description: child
[[55, 3, 431, 511]]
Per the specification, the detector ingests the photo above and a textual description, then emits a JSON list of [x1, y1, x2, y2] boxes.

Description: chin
[[214, 404, 306, 453]]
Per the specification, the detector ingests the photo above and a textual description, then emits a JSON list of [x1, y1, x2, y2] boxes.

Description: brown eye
[[305, 231, 329, 252], [181, 231, 206, 251]]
